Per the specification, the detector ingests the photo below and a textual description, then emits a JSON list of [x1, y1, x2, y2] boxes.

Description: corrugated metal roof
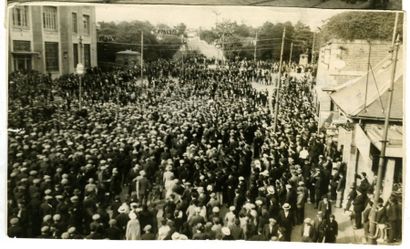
[[329, 46, 403, 120]]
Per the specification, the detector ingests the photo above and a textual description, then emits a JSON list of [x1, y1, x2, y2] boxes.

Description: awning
[[11, 51, 40, 55], [116, 50, 141, 55], [329, 47, 403, 120], [365, 124, 403, 158]]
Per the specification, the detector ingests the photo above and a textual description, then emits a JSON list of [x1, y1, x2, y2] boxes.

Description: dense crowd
[[7, 56, 401, 243]]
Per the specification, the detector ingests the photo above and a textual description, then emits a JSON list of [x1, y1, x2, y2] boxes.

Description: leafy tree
[[318, 12, 403, 44], [98, 21, 184, 62]]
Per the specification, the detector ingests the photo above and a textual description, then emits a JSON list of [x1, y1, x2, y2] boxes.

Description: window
[[43, 6, 57, 30], [83, 44, 91, 68], [13, 55, 32, 72], [72, 13, 78, 34], [83, 15, 90, 35], [13, 40, 31, 52], [12, 6, 28, 27], [45, 42, 59, 71], [73, 43, 79, 68]]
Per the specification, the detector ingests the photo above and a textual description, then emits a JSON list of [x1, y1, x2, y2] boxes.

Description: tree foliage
[[98, 21, 186, 61], [318, 12, 404, 44], [198, 20, 314, 62]]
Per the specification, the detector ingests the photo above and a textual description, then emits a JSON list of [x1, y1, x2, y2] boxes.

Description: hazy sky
[[96, 5, 346, 30]]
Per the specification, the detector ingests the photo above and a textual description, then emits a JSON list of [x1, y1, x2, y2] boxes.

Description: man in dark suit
[[353, 189, 368, 229], [106, 219, 122, 240], [141, 225, 156, 240], [8, 218, 24, 238], [324, 215, 338, 243], [318, 196, 332, 220], [229, 218, 244, 240], [278, 203, 294, 241], [262, 218, 279, 240]]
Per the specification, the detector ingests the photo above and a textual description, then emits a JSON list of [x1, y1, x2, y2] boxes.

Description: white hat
[[221, 227, 231, 236], [92, 214, 101, 220], [212, 206, 220, 213], [282, 203, 291, 210], [267, 186, 275, 194], [171, 232, 180, 240], [117, 203, 128, 214], [53, 214, 61, 221], [238, 176, 245, 181], [143, 225, 152, 232], [269, 218, 277, 223], [229, 206, 236, 211]]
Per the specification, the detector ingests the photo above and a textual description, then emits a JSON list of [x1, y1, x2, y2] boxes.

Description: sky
[[96, 5, 346, 30]]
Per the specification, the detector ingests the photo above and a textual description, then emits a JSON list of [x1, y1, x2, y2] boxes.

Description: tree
[[98, 21, 183, 61], [318, 12, 403, 44]]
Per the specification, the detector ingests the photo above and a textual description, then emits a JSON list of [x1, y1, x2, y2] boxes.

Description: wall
[[8, 5, 97, 76], [315, 39, 391, 128]]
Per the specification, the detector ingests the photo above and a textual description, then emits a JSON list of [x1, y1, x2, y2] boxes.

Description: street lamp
[[76, 36, 85, 109]]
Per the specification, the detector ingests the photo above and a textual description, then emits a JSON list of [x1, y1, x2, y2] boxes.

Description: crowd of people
[[7, 56, 400, 243]]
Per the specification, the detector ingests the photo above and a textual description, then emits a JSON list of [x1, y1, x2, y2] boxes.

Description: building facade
[[8, 5, 98, 77], [321, 42, 403, 206], [315, 39, 391, 128]]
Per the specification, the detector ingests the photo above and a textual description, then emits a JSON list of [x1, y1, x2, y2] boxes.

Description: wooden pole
[[141, 31, 144, 86], [254, 30, 258, 62], [368, 12, 400, 244], [273, 27, 286, 132], [289, 42, 294, 65]]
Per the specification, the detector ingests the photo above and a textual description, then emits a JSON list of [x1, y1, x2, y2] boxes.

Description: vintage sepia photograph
[[5, 0, 403, 10], [5, 2, 404, 245]]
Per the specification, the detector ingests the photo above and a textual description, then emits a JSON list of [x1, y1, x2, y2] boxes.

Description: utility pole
[[364, 40, 372, 113], [289, 42, 294, 65], [181, 34, 185, 80], [273, 27, 286, 132], [140, 31, 144, 86], [222, 32, 225, 65], [254, 30, 258, 62], [368, 12, 400, 244], [311, 32, 316, 64]]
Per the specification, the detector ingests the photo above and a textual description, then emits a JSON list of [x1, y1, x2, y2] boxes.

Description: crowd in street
[[7, 56, 401, 243]]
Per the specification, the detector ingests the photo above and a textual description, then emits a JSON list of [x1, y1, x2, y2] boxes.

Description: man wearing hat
[[224, 206, 236, 228], [300, 218, 314, 242], [8, 217, 23, 238], [192, 223, 208, 240], [106, 219, 122, 240], [141, 225, 156, 240], [262, 218, 279, 240], [221, 227, 233, 240], [37, 226, 51, 239], [135, 170, 151, 205], [229, 218, 244, 240], [353, 188, 368, 229], [115, 203, 130, 234], [312, 211, 327, 242], [278, 203, 294, 241], [318, 196, 332, 220]]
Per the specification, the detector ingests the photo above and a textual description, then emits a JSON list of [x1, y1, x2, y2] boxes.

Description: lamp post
[[76, 36, 84, 109]]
